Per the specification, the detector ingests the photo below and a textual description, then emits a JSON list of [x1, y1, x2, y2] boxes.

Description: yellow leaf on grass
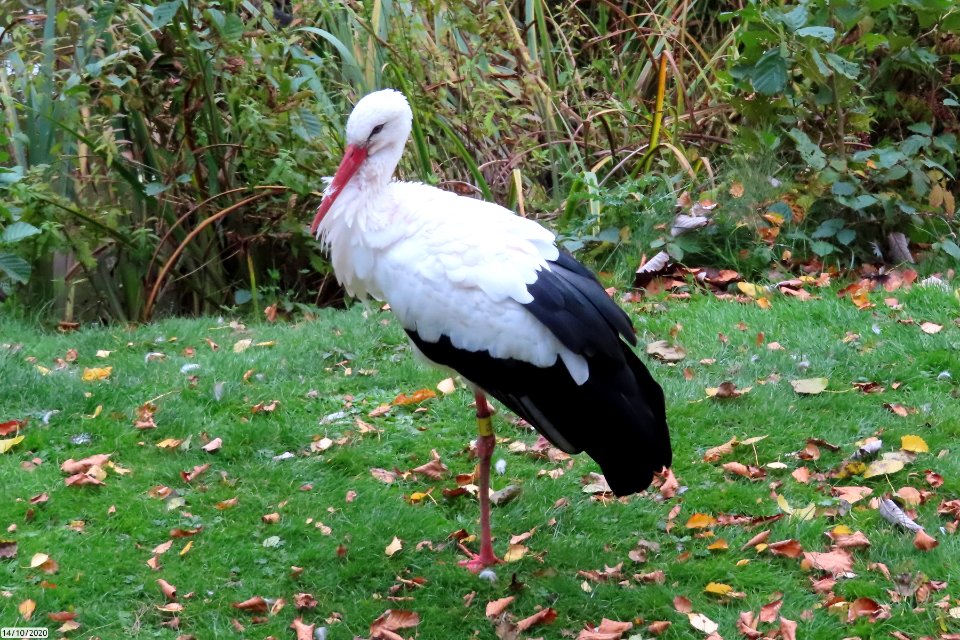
[[385, 536, 403, 557], [686, 513, 717, 529], [738, 282, 759, 298], [0, 435, 24, 454], [18, 598, 35, 620], [233, 339, 253, 353], [504, 544, 528, 562], [705, 582, 733, 597], [901, 435, 929, 453], [790, 378, 829, 395], [82, 366, 112, 381], [864, 458, 905, 478]]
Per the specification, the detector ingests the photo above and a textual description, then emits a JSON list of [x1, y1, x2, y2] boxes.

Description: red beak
[[310, 143, 369, 236]]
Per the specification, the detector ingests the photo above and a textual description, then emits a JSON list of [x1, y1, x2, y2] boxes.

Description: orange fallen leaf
[[685, 513, 717, 529], [485, 596, 515, 617], [18, 598, 36, 620], [157, 578, 177, 601], [801, 548, 853, 575], [232, 596, 269, 613], [768, 539, 804, 558], [290, 617, 315, 640], [517, 607, 557, 632], [369, 609, 420, 636], [180, 463, 210, 483], [914, 529, 938, 551], [392, 389, 436, 405]]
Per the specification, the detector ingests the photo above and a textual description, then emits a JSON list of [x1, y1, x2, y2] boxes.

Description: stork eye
[[370, 123, 385, 137]]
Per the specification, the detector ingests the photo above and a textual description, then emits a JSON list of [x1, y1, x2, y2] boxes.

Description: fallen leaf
[[392, 389, 436, 405], [768, 539, 804, 558], [202, 437, 223, 453], [232, 596, 268, 613], [801, 548, 853, 575], [437, 378, 457, 394], [686, 513, 717, 529], [914, 529, 938, 551], [884, 403, 913, 417], [703, 437, 738, 462], [370, 609, 420, 636], [0, 435, 25, 454], [516, 607, 557, 632], [706, 381, 750, 398], [920, 322, 943, 334], [687, 612, 718, 634], [371, 468, 398, 484], [19, 598, 36, 620], [790, 377, 829, 395], [290, 617, 315, 640], [82, 366, 112, 381], [216, 497, 238, 510], [385, 536, 403, 557], [648, 620, 672, 635], [646, 340, 686, 362], [900, 435, 928, 453], [577, 618, 633, 640], [180, 464, 210, 483], [673, 595, 693, 613], [704, 582, 733, 597], [864, 458, 904, 478], [486, 596, 515, 617], [157, 578, 177, 601]]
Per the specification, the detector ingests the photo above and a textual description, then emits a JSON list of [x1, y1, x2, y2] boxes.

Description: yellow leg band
[[476, 415, 494, 437]]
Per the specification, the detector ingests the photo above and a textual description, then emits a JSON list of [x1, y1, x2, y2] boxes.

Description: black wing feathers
[[407, 251, 671, 496]]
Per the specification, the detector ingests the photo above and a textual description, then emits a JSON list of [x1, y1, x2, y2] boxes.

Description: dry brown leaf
[[370, 609, 420, 636], [673, 595, 693, 613], [371, 468, 398, 484], [180, 463, 210, 483], [767, 539, 804, 558], [18, 598, 36, 620], [61, 454, 111, 474], [647, 621, 672, 635], [516, 607, 557, 632], [703, 437, 738, 462], [646, 340, 686, 362], [290, 617, 315, 640], [232, 596, 268, 613], [801, 548, 853, 575], [914, 529, 938, 551], [158, 578, 177, 601], [201, 437, 222, 453], [392, 389, 436, 405], [485, 596, 515, 617]]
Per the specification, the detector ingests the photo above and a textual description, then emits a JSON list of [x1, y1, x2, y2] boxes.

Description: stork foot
[[458, 549, 502, 574]]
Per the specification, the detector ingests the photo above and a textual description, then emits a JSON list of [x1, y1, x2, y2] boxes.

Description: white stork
[[310, 89, 671, 572]]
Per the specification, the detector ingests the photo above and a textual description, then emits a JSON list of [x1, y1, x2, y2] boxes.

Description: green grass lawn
[[1, 285, 959, 640]]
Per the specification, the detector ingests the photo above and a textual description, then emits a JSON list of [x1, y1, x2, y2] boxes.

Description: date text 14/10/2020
[[1, 630, 48, 639]]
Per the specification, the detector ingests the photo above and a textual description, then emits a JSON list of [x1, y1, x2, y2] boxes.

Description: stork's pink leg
[[459, 391, 502, 573]]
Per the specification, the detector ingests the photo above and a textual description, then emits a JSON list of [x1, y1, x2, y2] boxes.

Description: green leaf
[[297, 109, 323, 139], [795, 26, 836, 41], [836, 229, 856, 245], [907, 122, 932, 136], [831, 181, 856, 196], [0, 253, 31, 283], [940, 239, 960, 261], [234, 289, 252, 305], [220, 14, 245, 41], [824, 53, 860, 79], [787, 128, 827, 170], [144, 182, 169, 197], [1, 222, 40, 244], [152, 1, 181, 28], [810, 48, 832, 77], [811, 240, 836, 256], [750, 50, 788, 95]]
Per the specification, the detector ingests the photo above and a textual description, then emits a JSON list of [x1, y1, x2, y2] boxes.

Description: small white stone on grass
[[494, 459, 507, 475]]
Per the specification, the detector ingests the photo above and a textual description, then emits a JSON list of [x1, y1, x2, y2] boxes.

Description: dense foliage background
[[1, 0, 957, 322]]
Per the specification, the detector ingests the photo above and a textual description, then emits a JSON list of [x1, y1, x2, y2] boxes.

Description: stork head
[[310, 89, 413, 236]]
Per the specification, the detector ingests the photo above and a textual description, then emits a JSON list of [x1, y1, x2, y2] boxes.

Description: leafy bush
[[725, 0, 959, 263]]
